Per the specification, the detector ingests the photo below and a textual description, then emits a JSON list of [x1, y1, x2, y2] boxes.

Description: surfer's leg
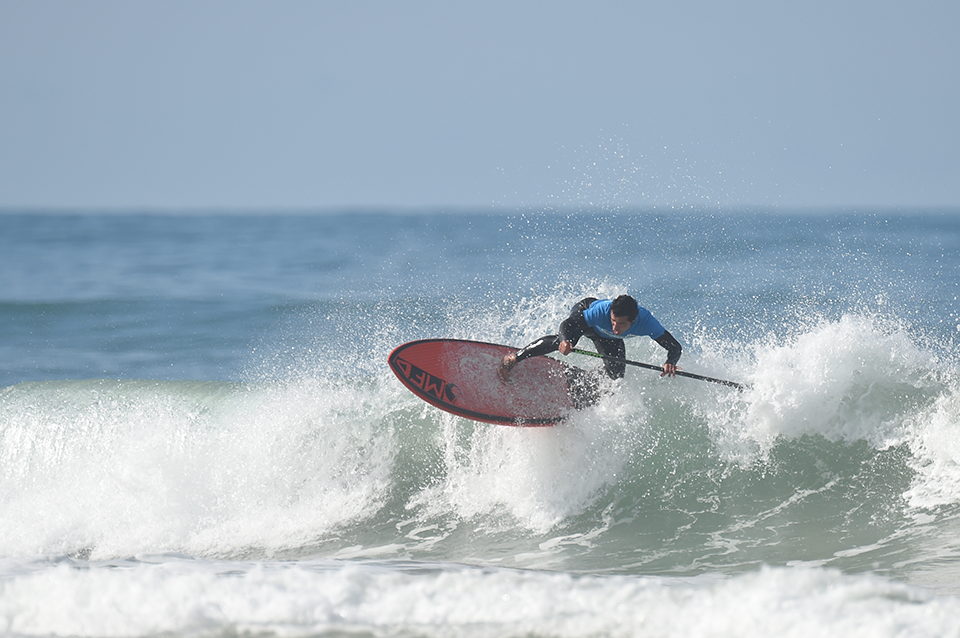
[[590, 336, 626, 379], [499, 335, 561, 382], [500, 299, 599, 382]]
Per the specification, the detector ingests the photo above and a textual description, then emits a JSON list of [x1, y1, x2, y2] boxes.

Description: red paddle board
[[388, 339, 599, 426]]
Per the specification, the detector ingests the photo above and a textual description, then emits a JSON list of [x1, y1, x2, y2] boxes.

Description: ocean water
[[2, 209, 960, 637]]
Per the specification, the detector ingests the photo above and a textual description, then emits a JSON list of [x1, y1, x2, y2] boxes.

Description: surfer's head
[[610, 295, 639, 335]]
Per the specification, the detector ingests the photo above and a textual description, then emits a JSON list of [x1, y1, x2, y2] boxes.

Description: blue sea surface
[[2, 210, 959, 637]]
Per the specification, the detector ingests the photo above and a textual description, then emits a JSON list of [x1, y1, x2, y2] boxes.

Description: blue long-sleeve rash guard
[[580, 299, 666, 340]]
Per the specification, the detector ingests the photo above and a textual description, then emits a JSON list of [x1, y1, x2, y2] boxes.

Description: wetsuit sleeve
[[558, 314, 587, 344], [655, 330, 682, 366], [558, 297, 595, 344]]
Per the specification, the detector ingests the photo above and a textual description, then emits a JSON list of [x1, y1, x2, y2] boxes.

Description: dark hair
[[610, 295, 639, 322]]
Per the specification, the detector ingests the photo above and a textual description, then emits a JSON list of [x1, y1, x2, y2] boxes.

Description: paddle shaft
[[572, 349, 749, 391]]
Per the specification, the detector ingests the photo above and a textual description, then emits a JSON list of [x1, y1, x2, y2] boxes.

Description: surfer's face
[[610, 313, 633, 335]]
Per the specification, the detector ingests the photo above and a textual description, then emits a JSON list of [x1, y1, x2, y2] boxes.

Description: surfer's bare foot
[[498, 353, 517, 383]]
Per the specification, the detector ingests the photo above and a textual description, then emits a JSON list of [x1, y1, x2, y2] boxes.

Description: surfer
[[499, 295, 682, 382]]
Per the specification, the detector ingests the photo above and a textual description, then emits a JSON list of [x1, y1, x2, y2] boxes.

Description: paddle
[[572, 348, 749, 391]]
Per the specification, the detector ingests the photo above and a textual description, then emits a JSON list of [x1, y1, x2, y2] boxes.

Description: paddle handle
[[572, 349, 749, 391]]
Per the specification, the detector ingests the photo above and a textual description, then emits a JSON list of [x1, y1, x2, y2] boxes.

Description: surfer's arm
[[655, 331, 682, 376], [556, 302, 591, 354], [557, 320, 585, 355]]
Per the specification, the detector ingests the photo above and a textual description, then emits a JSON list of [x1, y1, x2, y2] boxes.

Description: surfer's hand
[[661, 363, 678, 378], [558, 341, 573, 355]]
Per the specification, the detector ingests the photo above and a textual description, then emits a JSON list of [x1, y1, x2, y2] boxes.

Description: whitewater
[[1, 210, 959, 636]]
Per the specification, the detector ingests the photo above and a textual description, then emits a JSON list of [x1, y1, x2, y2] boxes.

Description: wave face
[[3, 311, 959, 586]]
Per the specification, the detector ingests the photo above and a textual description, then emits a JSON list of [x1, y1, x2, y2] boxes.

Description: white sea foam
[[903, 389, 960, 510], [0, 378, 400, 558], [697, 313, 950, 461], [408, 396, 639, 534], [1, 558, 956, 638], [686, 311, 960, 518]]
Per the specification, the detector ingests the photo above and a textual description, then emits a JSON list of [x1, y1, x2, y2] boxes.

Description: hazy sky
[[2, 1, 958, 211]]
